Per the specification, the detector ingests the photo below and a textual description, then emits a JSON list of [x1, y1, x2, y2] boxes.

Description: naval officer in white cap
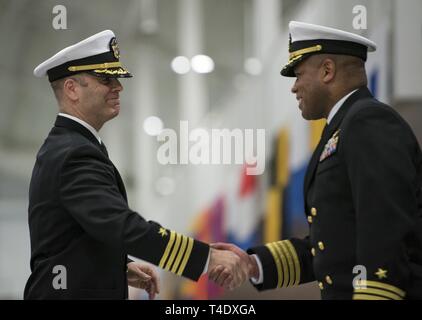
[[25, 30, 247, 299], [212, 21, 422, 300]]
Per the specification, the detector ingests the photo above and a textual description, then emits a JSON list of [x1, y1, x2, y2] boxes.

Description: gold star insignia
[[158, 228, 168, 237], [375, 268, 388, 279]]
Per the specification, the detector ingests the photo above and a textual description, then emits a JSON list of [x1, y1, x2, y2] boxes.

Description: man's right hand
[[207, 247, 249, 290], [208, 242, 259, 289]]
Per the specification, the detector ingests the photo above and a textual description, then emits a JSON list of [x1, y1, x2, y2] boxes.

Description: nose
[[111, 78, 123, 92], [291, 80, 298, 94]]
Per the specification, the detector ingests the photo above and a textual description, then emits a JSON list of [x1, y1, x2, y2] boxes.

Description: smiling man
[[25, 30, 247, 299], [212, 21, 422, 300]]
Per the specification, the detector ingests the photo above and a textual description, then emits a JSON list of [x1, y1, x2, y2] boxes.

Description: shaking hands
[[126, 243, 259, 298], [207, 242, 259, 290]]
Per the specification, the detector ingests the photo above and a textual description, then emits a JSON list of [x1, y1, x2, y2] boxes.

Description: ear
[[320, 58, 336, 83], [62, 78, 80, 102]]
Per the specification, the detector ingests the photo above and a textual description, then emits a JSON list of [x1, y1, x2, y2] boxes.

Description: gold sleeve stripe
[[278, 241, 295, 286], [158, 230, 176, 268], [353, 294, 389, 300], [177, 237, 194, 276], [266, 240, 302, 288], [165, 233, 182, 270], [278, 244, 290, 287], [272, 242, 288, 287], [171, 235, 188, 273], [354, 288, 403, 300], [363, 281, 406, 298], [266, 243, 283, 288], [284, 240, 301, 285]]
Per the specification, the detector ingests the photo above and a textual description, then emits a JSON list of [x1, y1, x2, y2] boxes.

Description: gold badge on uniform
[[375, 268, 388, 279], [158, 227, 168, 237], [319, 129, 340, 162], [109, 37, 120, 59]]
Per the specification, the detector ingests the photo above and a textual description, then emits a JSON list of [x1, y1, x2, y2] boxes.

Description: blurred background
[[1, 0, 421, 299]]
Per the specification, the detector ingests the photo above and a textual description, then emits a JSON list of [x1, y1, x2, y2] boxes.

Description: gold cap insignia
[[110, 37, 120, 59]]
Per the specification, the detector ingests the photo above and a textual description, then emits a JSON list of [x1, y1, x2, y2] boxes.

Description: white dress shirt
[[326, 89, 358, 125], [58, 113, 102, 144]]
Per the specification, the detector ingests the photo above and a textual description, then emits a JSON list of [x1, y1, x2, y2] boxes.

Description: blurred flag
[[179, 196, 226, 299], [178, 162, 263, 299], [226, 164, 261, 250], [264, 128, 289, 242], [366, 20, 390, 103], [264, 118, 325, 242]]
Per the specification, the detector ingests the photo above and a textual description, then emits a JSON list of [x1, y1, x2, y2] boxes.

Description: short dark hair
[[50, 73, 88, 102]]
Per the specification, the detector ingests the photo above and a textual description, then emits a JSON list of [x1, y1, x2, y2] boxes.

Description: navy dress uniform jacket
[[24, 115, 209, 299], [248, 87, 422, 300]]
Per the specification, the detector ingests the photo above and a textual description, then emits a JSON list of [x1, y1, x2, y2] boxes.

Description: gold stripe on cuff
[[353, 294, 389, 300], [355, 288, 403, 300], [271, 242, 288, 287], [284, 240, 301, 285], [177, 237, 194, 275], [165, 233, 181, 270], [278, 241, 295, 287], [171, 235, 188, 273], [266, 243, 283, 288], [364, 281, 405, 298], [158, 230, 176, 268]]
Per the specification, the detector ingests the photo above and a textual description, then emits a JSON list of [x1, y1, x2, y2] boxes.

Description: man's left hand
[[127, 262, 160, 299]]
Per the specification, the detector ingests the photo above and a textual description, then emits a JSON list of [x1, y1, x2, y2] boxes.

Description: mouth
[[107, 96, 120, 105], [296, 96, 303, 108]]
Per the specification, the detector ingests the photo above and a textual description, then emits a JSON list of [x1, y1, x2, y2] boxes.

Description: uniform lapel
[[113, 168, 128, 202], [100, 141, 128, 202], [303, 87, 373, 199], [303, 124, 330, 197], [55, 115, 103, 151], [55, 115, 128, 202]]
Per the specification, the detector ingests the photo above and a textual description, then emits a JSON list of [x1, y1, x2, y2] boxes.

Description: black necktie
[[99, 141, 109, 157], [321, 123, 330, 141]]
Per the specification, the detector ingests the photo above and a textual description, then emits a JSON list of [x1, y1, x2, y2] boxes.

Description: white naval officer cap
[[281, 21, 377, 77], [34, 30, 132, 82]]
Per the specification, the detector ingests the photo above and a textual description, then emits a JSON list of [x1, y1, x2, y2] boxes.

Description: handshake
[[127, 242, 259, 299], [207, 243, 259, 291]]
